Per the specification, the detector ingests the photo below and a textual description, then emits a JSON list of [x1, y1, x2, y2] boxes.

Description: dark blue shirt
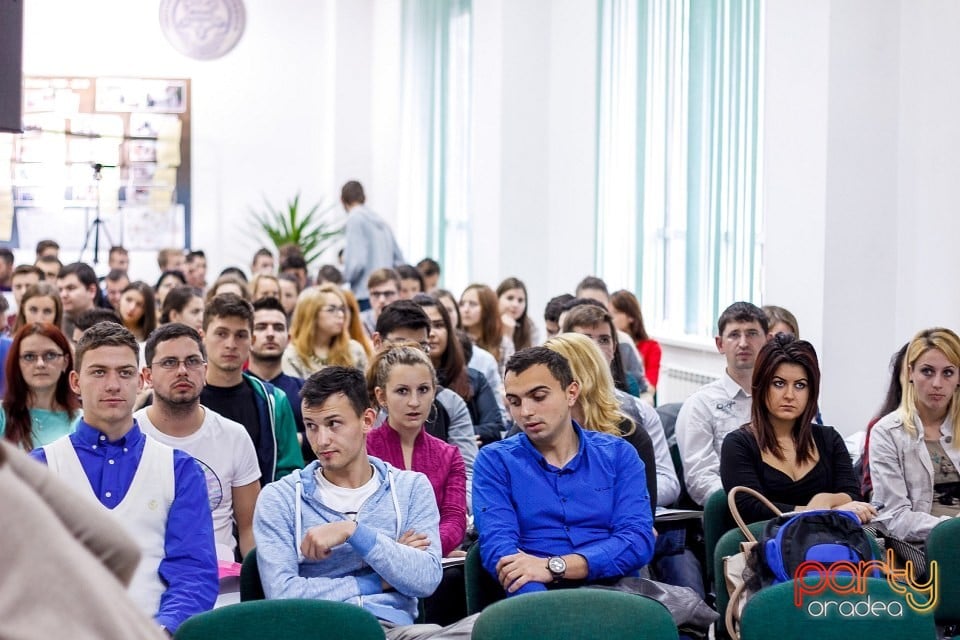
[[31, 420, 218, 632], [473, 422, 655, 596]]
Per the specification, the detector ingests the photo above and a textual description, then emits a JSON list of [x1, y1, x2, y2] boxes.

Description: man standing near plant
[[341, 180, 405, 312]]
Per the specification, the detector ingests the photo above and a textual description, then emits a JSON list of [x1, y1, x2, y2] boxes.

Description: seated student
[[284, 284, 368, 377], [396, 264, 425, 300], [135, 324, 261, 562], [473, 347, 655, 596], [1, 440, 168, 640], [159, 285, 205, 335], [762, 305, 799, 339], [497, 277, 540, 351], [253, 367, 478, 639], [543, 293, 574, 341], [459, 283, 514, 379], [610, 289, 661, 390], [416, 258, 441, 293], [372, 300, 479, 499], [251, 247, 275, 276], [361, 268, 401, 337], [721, 334, 874, 524], [870, 327, 960, 542], [561, 302, 642, 398], [30, 323, 218, 635], [365, 344, 467, 557]]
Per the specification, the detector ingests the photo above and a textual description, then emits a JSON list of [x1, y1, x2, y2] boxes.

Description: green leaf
[[250, 191, 344, 268]]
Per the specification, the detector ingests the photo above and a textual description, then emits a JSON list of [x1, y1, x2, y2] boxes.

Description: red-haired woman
[[0, 323, 81, 450]]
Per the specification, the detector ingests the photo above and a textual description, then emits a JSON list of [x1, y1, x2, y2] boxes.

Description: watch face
[[548, 557, 566, 574]]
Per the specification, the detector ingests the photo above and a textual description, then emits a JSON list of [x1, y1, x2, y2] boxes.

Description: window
[[596, 0, 764, 338], [398, 0, 472, 289]]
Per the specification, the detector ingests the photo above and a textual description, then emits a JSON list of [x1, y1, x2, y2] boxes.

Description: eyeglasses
[[151, 356, 206, 370], [369, 290, 398, 299], [20, 351, 64, 364], [322, 306, 347, 315]]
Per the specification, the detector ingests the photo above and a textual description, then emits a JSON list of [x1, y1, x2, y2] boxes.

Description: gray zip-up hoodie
[[253, 457, 442, 625]]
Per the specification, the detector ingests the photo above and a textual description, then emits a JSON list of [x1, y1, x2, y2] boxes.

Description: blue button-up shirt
[[473, 422, 655, 596], [31, 420, 218, 632]]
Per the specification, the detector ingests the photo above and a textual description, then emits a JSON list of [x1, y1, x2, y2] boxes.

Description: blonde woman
[[341, 289, 374, 361], [282, 284, 367, 377], [542, 333, 657, 512], [870, 327, 960, 542]]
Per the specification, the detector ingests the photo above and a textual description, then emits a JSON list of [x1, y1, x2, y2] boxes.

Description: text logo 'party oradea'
[[793, 549, 937, 617]]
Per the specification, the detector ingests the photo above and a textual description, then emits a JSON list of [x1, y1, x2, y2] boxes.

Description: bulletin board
[[0, 76, 192, 256]]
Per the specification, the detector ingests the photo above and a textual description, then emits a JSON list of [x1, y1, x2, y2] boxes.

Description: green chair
[[925, 517, 960, 627], [240, 547, 265, 601], [464, 543, 505, 615], [702, 489, 735, 587], [739, 577, 936, 640], [472, 588, 679, 640], [174, 599, 386, 639]]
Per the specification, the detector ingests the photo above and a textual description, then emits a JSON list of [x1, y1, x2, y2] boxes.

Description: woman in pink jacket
[[365, 343, 467, 557]]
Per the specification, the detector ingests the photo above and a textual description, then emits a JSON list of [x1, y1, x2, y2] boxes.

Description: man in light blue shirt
[[341, 180, 404, 311]]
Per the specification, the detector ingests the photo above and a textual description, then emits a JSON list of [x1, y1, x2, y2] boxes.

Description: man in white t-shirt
[[136, 323, 261, 561]]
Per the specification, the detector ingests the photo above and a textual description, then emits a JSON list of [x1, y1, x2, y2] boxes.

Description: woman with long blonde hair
[[282, 284, 367, 377], [341, 289, 374, 361], [870, 327, 960, 542], [543, 333, 657, 512]]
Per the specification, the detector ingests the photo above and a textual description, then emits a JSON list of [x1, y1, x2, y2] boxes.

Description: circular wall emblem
[[160, 0, 246, 61]]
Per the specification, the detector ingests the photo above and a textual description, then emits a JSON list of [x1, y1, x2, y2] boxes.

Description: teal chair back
[[465, 543, 506, 615], [740, 577, 936, 639], [472, 589, 679, 640], [703, 489, 735, 587], [926, 516, 960, 625], [240, 548, 265, 601], [174, 599, 386, 639]]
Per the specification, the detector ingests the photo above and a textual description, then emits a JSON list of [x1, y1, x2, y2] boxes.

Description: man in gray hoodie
[[253, 367, 476, 639]]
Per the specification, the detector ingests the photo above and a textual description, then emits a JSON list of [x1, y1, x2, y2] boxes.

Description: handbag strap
[[725, 579, 748, 640], [727, 486, 783, 543]]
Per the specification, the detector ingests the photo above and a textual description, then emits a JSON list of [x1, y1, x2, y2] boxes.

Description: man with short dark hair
[[251, 248, 275, 275], [341, 180, 404, 312], [35, 239, 59, 259], [0, 248, 14, 291], [35, 255, 61, 282], [373, 300, 478, 499], [543, 293, 574, 340], [473, 347, 655, 596], [104, 269, 130, 310], [72, 307, 123, 343], [58, 262, 100, 339], [675, 301, 770, 505], [416, 258, 441, 293], [136, 323, 261, 561], [108, 245, 129, 272], [30, 323, 218, 635], [253, 367, 478, 639], [185, 250, 207, 291], [279, 254, 309, 290], [247, 297, 311, 461], [360, 268, 401, 336], [200, 293, 303, 484]]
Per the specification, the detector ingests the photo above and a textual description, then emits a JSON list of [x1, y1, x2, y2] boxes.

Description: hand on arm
[[301, 521, 358, 560], [495, 551, 589, 593]]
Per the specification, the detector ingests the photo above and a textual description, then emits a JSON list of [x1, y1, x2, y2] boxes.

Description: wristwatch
[[547, 556, 566, 582]]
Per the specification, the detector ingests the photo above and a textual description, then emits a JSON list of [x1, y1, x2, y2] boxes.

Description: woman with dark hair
[[720, 333, 873, 524], [411, 294, 504, 446], [860, 342, 909, 498], [460, 283, 513, 375], [610, 289, 661, 388], [434, 289, 461, 328], [118, 281, 157, 342], [497, 277, 540, 351], [204, 273, 250, 302], [0, 323, 81, 449], [153, 270, 187, 308], [159, 285, 205, 334]]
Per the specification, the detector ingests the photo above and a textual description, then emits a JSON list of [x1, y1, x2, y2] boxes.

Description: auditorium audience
[[497, 277, 540, 351]]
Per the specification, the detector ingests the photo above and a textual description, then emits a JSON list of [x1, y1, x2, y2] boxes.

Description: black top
[[201, 382, 261, 451], [720, 424, 861, 523], [619, 418, 658, 518]]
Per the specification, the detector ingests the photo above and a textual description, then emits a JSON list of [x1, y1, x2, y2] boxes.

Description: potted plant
[[251, 192, 343, 266]]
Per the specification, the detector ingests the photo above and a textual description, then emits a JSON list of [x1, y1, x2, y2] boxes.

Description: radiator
[[657, 366, 719, 405]]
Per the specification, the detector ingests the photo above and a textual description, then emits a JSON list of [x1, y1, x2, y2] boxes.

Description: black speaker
[[0, 0, 24, 133]]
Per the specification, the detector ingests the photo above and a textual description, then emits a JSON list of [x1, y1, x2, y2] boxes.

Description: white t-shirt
[[135, 406, 261, 561], [314, 464, 380, 521]]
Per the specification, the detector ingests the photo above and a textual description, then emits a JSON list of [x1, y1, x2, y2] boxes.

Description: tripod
[[79, 163, 114, 265]]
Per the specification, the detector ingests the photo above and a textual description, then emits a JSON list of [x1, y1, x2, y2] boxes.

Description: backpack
[[753, 509, 876, 587]]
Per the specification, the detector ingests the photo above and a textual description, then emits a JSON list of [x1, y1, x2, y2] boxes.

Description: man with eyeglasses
[[675, 301, 770, 506], [135, 323, 261, 562], [360, 268, 401, 337], [372, 300, 478, 505], [30, 322, 218, 635], [200, 293, 303, 486]]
